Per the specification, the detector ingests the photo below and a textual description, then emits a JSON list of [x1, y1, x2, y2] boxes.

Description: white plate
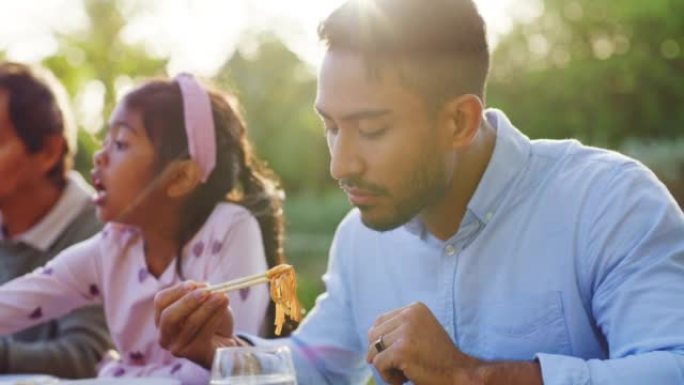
[[0, 374, 59, 385], [61, 379, 180, 385]]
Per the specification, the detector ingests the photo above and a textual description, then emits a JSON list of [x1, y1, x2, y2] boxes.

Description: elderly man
[[0, 62, 111, 377]]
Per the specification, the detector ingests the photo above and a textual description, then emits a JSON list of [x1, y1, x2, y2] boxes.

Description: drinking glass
[[209, 345, 297, 385]]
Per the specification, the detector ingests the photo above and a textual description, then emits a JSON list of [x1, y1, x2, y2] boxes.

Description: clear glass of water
[[210, 345, 297, 385]]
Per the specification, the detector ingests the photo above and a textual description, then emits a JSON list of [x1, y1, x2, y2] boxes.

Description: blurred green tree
[[488, 0, 684, 147], [42, 0, 167, 177], [214, 33, 333, 195]]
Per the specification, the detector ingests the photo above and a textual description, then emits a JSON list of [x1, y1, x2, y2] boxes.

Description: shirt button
[[445, 244, 457, 256]]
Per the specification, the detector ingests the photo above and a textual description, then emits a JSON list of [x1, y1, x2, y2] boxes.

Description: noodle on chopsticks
[[267, 265, 302, 335], [208, 264, 303, 335]]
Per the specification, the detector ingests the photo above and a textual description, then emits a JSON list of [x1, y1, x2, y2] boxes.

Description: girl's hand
[[154, 281, 239, 369]]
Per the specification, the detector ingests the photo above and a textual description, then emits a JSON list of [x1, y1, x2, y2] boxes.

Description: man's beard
[[359, 144, 448, 232]]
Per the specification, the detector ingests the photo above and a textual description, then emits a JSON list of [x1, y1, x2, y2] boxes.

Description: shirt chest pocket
[[458, 291, 572, 361]]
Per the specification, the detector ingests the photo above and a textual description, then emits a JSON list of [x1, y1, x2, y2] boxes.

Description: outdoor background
[[1, 0, 682, 313]]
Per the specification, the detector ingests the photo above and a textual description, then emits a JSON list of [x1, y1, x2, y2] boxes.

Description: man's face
[[315, 51, 451, 231], [0, 90, 47, 206]]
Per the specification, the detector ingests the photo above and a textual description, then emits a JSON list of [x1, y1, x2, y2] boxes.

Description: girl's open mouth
[[91, 172, 107, 205]]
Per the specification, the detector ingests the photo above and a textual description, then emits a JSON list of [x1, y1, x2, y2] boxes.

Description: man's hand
[[154, 281, 243, 369], [366, 302, 483, 385]]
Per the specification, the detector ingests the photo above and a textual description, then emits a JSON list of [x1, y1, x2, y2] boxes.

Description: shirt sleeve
[[0, 304, 111, 378], [206, 212, 270, 335], [537, 163, 684, 384], [239, 213, 371, 385], [0, 235, 102, 336], [99, 357, 209, 385]]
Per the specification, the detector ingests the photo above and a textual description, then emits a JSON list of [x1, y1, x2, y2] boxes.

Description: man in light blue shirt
[[154, 0, 684, 384]]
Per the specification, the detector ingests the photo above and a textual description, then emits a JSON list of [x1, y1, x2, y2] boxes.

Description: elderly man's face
[[0, 90, 51, 206]]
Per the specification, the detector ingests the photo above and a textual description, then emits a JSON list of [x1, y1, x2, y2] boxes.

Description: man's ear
[[36, 135, 65, 174], [438, 94, 484, 150], [165, 160, 203, 198]]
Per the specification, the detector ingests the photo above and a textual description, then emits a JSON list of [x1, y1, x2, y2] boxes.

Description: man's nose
[[329, 130, 364, 181]]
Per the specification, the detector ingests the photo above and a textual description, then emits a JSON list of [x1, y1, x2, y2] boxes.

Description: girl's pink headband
[[175, 73, 216, 183]]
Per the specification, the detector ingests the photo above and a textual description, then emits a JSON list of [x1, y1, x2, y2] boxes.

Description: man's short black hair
[[0, 62, 74, 189], [318, 0, 490, 107]]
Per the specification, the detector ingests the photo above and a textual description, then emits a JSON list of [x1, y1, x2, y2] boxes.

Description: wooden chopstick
[[207, 273, 269, 294], [206, 264, 294, 294]]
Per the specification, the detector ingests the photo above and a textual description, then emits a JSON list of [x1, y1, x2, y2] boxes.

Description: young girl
[[0, 74, 286, 384]]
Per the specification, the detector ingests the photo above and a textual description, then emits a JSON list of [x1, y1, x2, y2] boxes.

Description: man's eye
[[114, 140, 128, 150], [360, 126, 388, 139]]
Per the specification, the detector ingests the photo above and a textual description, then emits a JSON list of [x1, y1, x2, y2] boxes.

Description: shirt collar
[[467, 108, 531, 224], [0, 171, 94, 251], [404, 108, 531, 235]]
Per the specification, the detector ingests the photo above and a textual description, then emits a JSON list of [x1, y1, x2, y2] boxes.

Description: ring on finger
[[374, 335, 387, 353]]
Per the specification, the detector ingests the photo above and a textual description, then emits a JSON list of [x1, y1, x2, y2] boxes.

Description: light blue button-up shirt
[[251, 109, 684, 384]]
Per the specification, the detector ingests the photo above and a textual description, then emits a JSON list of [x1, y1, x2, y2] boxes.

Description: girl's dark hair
[[124, 79, 292, 337]]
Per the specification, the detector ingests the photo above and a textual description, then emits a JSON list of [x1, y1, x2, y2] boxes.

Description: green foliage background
[[2, 0, 682, 312], [488, 0, 684, 147]]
